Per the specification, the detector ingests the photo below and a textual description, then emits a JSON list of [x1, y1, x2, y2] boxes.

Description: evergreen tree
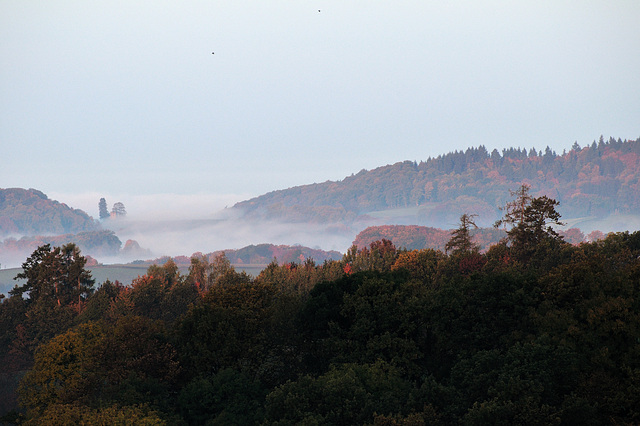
[[13, 244, 95, 308], [495, 184, 564, 263], [8, 244, 95, 356], [445, 213, 479, 255], [98, 198, 109, 220]]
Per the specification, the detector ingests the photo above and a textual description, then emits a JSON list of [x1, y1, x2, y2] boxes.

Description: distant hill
[[0, 230, 123, 269], [352, 224, 592, 253], [0, 189, 145, 267], [218, 243, 343, 265], [0, 188, 98, 236], [142, 243, 343, 267], [352, 225, 506, 252], [233, 137, 640, 230]]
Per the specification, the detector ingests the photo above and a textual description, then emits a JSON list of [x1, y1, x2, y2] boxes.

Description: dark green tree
[[178, 369, 265, 425], [9, 244, 95, 358], [13, 243, 95, 309], [264, 361, 414, 425], [445, 213, 479, 255], [177, 279, 300, 387], [98, 197, 109, 220], [18, 317, 181, 422], [495, 184, 565, 264], [77, 279, 125, 323]]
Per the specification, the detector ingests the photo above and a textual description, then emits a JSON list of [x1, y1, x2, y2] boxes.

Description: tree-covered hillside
[[0, 188, 98, 236], [143, 244, 343, 268], [353, 224, 594, 253], [0, 230, 122, 261], [233, 137, 640, 228], [353, 225, 506, 252]]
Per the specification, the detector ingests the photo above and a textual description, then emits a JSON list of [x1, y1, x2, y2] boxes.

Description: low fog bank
[[49, 191, 251, 221], [101, 208, 359, 264], [0, 192, 359, 268], [560, 213, 640, 235], [5, 190, 640, 268], [103, 210, 640, 265]]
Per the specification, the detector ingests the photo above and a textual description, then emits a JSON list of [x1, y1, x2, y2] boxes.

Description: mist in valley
[[101, 203, 640, 266], [4, 191, 640, 269], [102, 211, 358, 264], [47, 191, 358, 264]]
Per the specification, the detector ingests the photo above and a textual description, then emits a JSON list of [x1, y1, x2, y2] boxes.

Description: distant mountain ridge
[[0, 188, 98, 236], [233, 137, 640, 229]]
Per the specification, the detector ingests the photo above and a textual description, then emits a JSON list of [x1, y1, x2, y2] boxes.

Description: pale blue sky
[[2, 1, 639, 217]]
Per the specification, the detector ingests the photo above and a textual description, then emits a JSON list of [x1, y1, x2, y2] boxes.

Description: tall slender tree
[[98, 198, 109, 220], [445, 213, 479, 255]]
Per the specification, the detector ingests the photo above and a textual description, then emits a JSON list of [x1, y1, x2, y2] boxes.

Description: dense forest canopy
[[2, 190, 640, 424], [233, 137, 640, 228]]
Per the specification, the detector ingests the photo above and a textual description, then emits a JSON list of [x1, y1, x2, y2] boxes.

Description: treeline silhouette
[[235, 136, 640, 226], [1, 189, 639, 424]]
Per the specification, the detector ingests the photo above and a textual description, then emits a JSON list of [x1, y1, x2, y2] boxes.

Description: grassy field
[[0, 263, 267, 296]]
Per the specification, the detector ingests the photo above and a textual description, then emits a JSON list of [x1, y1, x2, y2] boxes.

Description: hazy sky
[[2, 1, 639, 218]]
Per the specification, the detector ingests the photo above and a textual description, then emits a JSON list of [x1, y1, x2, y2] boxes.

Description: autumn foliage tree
[[343, 239, 398, 273]]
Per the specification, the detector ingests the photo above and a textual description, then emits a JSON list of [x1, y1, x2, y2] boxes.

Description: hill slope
[[232, 137, 640, 229], [0, 188, 98, 236]]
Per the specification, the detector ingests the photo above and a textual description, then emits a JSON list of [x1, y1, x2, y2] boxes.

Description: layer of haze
[[2, 1, 639, 258]]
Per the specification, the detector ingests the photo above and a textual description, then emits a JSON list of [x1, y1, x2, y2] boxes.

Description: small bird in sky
[[211, 52, 215, 54]]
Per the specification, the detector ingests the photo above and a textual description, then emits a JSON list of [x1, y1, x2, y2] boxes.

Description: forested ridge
[[353, 224, 597, 253], [234, 136, 640, 227], [3, 137, 638, 267], [353, 225, 505, 253], [0, 231, 122, 260], [0, 189, 98, 237], [148, 243, 343, 267], [2, 189, 639, 424]]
